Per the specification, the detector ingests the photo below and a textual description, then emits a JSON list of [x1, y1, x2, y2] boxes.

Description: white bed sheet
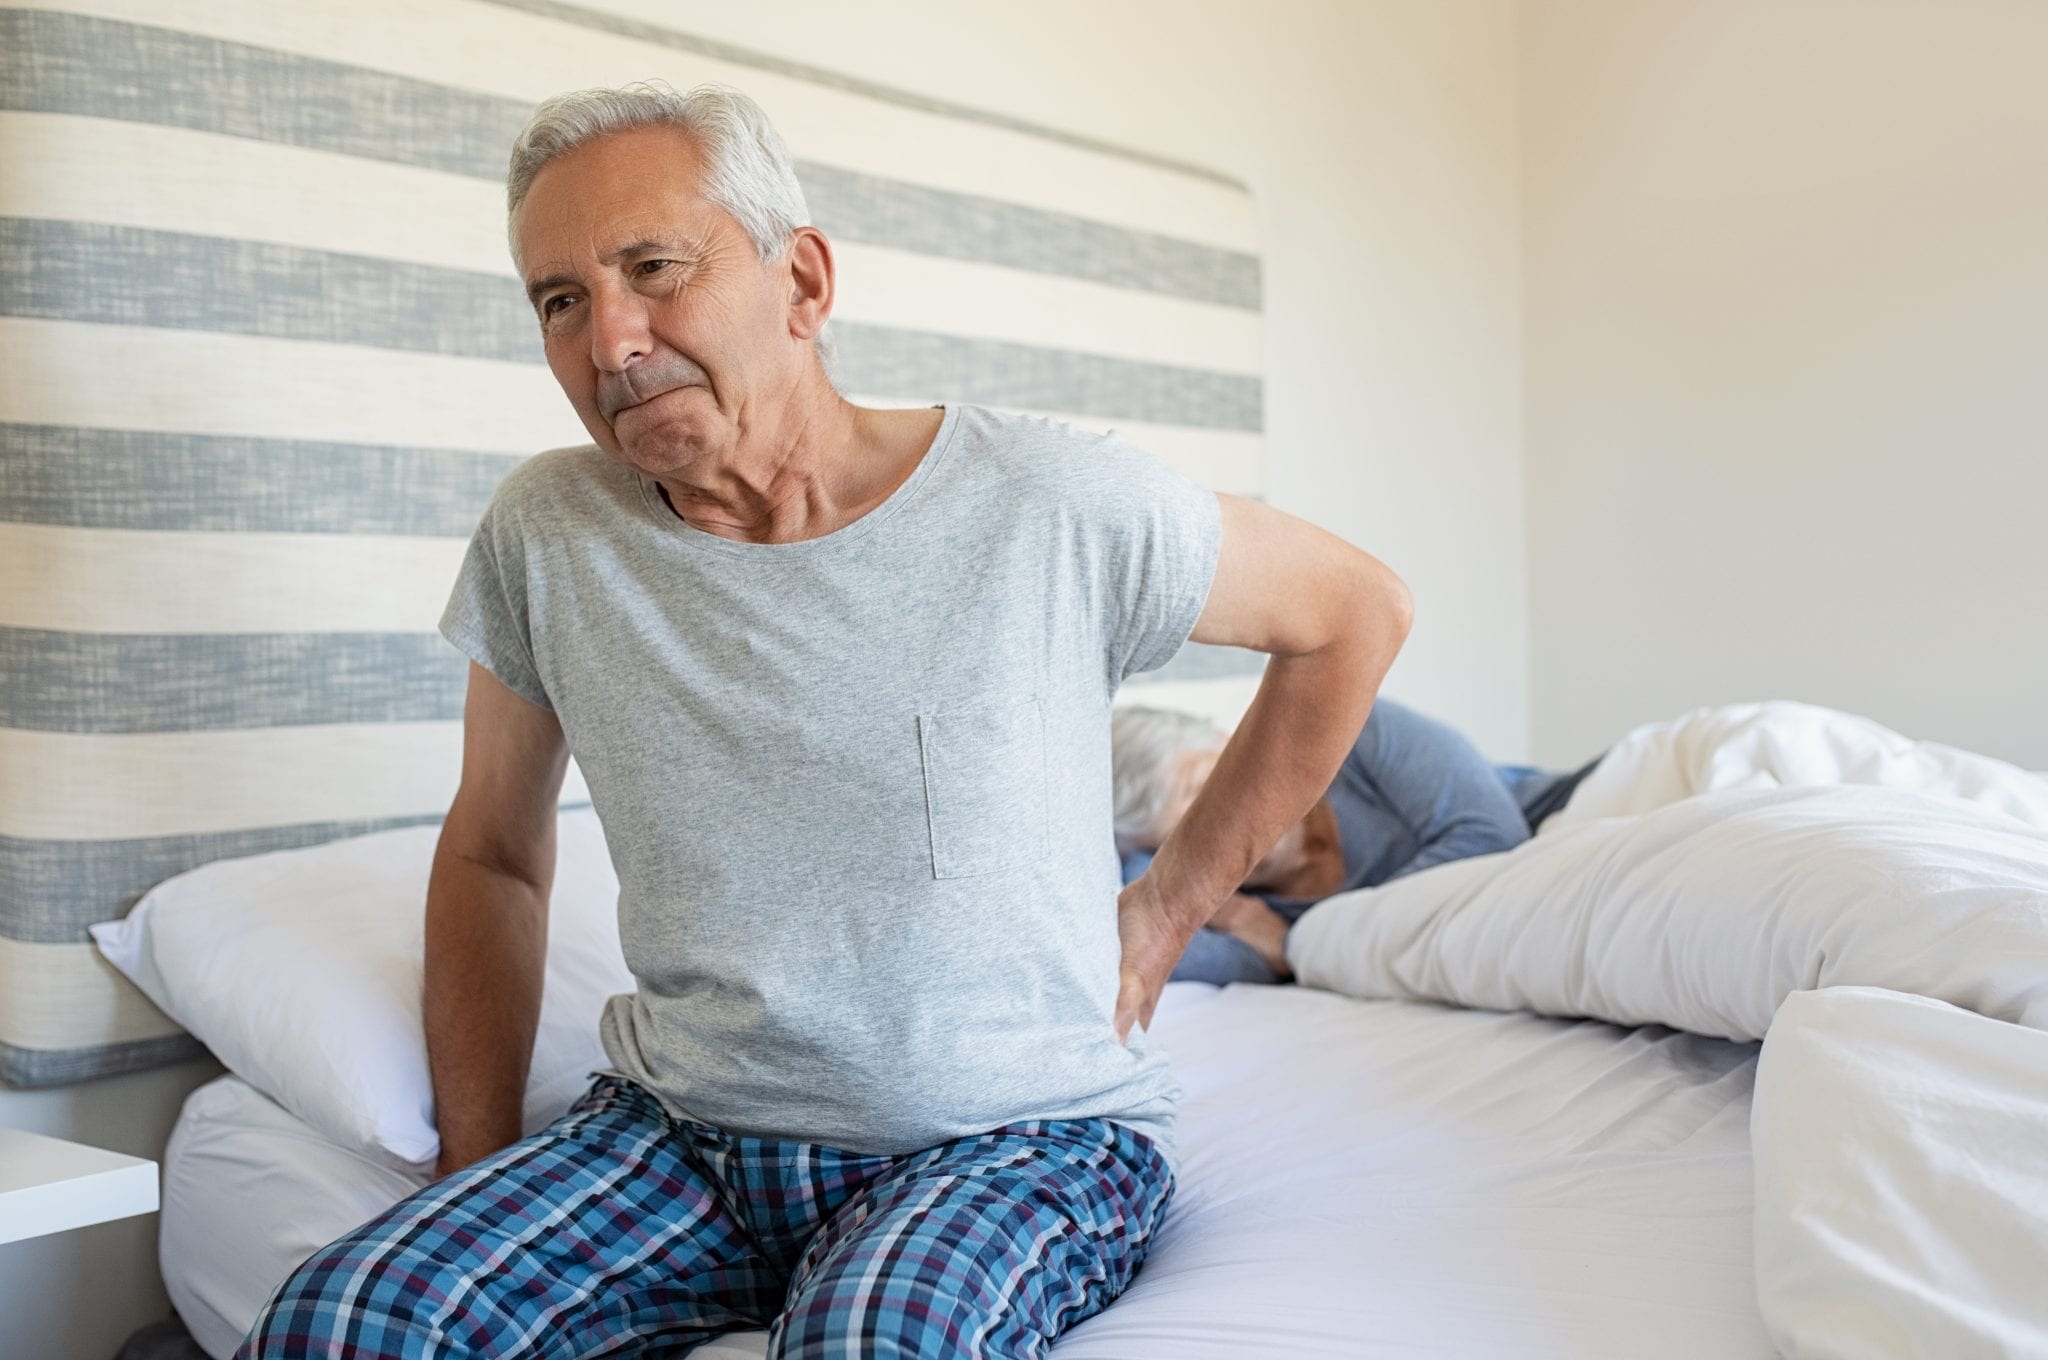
[[163, 984, 1774, 1359]]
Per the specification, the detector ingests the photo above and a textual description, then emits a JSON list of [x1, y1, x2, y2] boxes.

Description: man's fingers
[[1113, 970, 1144, 1045], [1114, 967, 1162, 1045]]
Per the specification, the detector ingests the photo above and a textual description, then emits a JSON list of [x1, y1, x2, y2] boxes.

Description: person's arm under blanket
[[1114, 495, 1412, 1040], [1352, 700, 1532, 880]]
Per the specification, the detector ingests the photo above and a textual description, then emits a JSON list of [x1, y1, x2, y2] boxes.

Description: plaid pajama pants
[[236, 1075, 1174, 1359]]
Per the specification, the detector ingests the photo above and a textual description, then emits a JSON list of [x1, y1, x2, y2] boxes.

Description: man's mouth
[[598, 358, 709, 423], [606, 385, 687, 421]]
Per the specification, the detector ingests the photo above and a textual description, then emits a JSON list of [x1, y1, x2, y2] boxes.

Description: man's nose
[[589, 286, 654, 372]]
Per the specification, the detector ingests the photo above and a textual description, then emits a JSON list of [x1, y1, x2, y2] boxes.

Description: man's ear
[[785, 226, 835, 341]]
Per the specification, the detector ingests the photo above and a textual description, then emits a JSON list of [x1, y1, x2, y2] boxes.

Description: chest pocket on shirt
[[916, 697, 1050, 879]]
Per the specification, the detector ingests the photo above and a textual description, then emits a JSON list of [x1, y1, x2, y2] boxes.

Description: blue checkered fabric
[[236, 1076, 1173, 1358]]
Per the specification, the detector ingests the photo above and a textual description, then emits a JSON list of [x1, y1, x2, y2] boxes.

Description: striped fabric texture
[[0, 0, 1265, 1086]]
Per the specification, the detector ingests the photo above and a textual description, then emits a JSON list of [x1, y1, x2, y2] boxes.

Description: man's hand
[[1114, 873, 1207, 1042], [433, 1138, 505, 1181], [434, 1147, 476, 1181]]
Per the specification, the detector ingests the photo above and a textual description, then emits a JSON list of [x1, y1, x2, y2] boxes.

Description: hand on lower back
[[1114, 875, 1199, 1042]]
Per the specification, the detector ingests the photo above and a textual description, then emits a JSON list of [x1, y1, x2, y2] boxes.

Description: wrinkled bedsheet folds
[[1288, 704, 2048, 1357]]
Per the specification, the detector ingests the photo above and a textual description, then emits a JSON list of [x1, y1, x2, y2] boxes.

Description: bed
[[112, 700, 2048, 1358], [159, 987, 1770, 1359]]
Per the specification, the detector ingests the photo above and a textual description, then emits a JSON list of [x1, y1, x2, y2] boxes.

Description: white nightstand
[[0, 1127, 159, 1245]]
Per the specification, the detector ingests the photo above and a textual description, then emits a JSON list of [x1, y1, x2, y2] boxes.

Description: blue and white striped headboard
[[0, 0, 1265, 1086]]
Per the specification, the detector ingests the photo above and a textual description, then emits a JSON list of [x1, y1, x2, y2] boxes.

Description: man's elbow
[[434, 795, 555, 897], [1347, 551, 1414, 657]]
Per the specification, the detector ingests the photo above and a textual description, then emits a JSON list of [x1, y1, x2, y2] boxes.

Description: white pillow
[[91, 809, 634, 1167]]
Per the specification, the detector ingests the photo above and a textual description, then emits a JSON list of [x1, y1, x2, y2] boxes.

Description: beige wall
[[1522, 0, 2048, 767]]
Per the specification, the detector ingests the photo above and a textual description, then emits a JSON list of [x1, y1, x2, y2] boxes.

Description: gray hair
[[507, 81, 810, 263], [1110, 706, 1227, 854], [505, 81, 830, 363]]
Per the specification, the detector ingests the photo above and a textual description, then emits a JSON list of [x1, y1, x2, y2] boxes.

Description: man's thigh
[[238, 1076, 775, 1360], [770, 1119, 1174, 1360]]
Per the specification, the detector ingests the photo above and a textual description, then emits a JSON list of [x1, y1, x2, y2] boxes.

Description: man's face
[[514, 125, 801, 480]]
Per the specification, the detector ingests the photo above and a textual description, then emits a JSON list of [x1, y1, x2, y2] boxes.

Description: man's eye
[[636, 259, 674, 276], [540, 295, 577, 319]]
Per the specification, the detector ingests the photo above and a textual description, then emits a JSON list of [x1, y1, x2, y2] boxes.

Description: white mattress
[[162, 984, 1775, 1358]]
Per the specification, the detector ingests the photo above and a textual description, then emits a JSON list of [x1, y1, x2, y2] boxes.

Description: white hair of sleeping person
[[504, 81, 834, 365], [1111, 706, 1228, 856]]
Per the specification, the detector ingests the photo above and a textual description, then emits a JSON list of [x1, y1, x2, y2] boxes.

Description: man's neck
[[656, 378, 941, 545]]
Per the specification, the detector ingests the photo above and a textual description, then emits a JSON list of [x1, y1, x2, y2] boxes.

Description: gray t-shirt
[[440, 404, 1221, 1156]]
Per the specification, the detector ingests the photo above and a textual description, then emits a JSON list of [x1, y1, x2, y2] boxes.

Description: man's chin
[[610, 422, 719, 480]]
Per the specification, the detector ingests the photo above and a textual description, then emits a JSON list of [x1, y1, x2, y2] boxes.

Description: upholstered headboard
[[0, 0, 1264, 1086]]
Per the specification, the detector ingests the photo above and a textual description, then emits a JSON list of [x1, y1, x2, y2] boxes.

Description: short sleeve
[[1092, 437, 1224, 684], [439, 489, 553, 711]]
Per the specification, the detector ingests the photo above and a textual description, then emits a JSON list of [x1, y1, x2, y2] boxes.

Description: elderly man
[[240, 83, 1410, 1359]]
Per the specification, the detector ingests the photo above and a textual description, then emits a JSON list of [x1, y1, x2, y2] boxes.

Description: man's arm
[[424, 662, 570, 1176], [1114, 494, 1411, 1039]]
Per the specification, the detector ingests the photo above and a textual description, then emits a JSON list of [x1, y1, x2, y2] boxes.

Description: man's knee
[[771, 1141, 1169, 1360], [773, 1279, 1008, 1360], [238, 1219, 489, 1359], [238, 1085, 678, 1358]]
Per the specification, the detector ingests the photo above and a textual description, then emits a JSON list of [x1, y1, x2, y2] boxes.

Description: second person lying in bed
[[1112, 698, 1602, 984]]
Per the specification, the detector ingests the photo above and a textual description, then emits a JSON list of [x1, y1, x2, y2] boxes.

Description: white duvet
[[1287, 702, 2048, 1358]]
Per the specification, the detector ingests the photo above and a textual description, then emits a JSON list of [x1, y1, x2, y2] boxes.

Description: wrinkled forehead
[[512, 124, 719, 271]]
